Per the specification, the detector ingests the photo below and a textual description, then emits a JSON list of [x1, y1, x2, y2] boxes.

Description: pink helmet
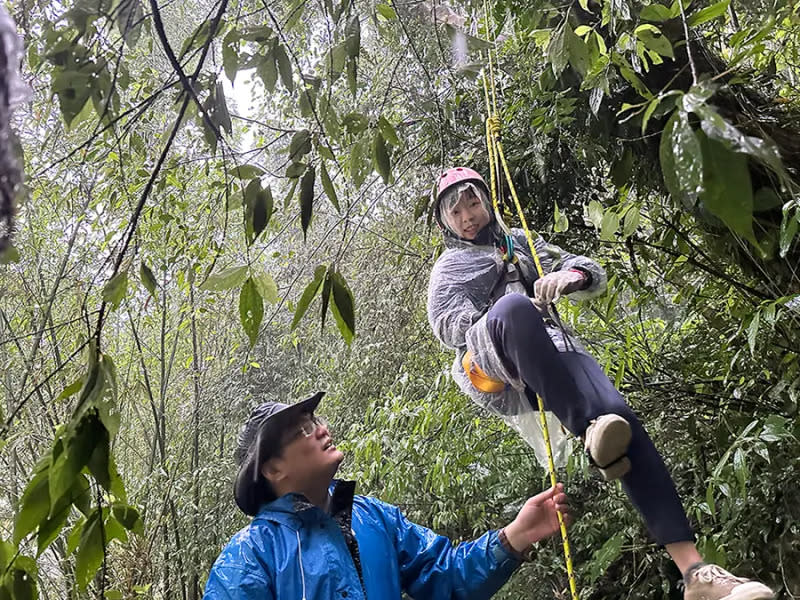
[[435, 167, 488, 200]]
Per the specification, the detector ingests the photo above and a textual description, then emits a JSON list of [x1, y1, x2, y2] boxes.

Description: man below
[[203, 391, 571, 599]]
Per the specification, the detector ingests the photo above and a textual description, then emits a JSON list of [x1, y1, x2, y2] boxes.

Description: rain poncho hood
[[427, 228, 608, 466], [204, 480, 521, 600]]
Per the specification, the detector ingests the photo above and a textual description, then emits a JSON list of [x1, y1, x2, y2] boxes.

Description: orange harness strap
[[462, 350, 506, 394]]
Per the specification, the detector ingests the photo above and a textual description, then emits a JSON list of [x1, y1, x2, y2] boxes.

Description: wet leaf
[[688, 0, 730, 27], [289, 129, 312, 162], [257, 48, 278, 93], [239, 278, 264, 347], [698, 133, 758, 248], [659, 109, 703, 206], [299, 165, 316, 239], [102, 271, 129, 311], [291, 266, 326, 330], [276, 44, 294, 92], [330, 270, 355, 344], [200, 265, 249, 291], [372, 131, 390, 184], [320, 268, 333, 328], [140, 262, 158, 302], [320, 160, 340, 212]]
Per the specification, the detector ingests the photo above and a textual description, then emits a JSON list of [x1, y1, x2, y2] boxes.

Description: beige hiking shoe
[[683, 563, 774, 600], [584, 414, 632, 480]]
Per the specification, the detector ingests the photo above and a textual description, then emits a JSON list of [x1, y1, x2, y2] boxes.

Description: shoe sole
[[586, 415, 632, 481], [716, 582, 775, 600]]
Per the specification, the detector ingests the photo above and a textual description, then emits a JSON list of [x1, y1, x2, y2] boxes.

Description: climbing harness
[[462, 350, 507, 394], [480, 7, 579, 598]]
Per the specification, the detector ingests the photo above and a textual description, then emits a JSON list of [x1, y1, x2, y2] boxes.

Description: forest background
[[1, 0, 799, 598]]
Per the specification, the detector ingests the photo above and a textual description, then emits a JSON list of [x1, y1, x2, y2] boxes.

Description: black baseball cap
[[233, 391, 324, 515]]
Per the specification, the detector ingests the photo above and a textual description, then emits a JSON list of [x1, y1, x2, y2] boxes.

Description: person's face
[[443, 189, 491, 240], [262, 413, 344, 491]]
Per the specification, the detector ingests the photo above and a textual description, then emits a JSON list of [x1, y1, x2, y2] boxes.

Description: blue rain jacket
[[204, 480, 521, 600]]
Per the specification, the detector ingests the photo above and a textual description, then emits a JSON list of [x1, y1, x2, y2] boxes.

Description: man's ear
[[261, 457, 287, 485]]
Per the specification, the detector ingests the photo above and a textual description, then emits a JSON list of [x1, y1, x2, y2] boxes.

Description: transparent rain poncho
[[0, 7, 31, 109], [427, 192, 608, 467]]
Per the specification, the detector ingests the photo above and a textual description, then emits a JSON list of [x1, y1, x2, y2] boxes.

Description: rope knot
[[486, 115, 501, 136]]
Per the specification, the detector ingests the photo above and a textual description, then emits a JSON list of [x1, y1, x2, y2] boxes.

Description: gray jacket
[[427, 228, 607, 417]]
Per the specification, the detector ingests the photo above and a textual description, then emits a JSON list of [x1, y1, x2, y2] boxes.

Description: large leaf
[[239, 278, 264, 347], [377, 116, 400, 147], [140, 262, 158, 303], [291, 266, 326, 330], [698, 133, 758, 247], [222, 30, 240, 83], [320, 160, 340, 212], [330, 270, 355, 344], [244, 180, 273, 246], [257, 48, 278, 93], [547, 25, 568, 76], [200, 265, 248, 291], [345, 15, 361, 58], [111, 503, 144, 535], [566, 25, 590, 77], [320, 268, 333, 328], [75, 509, 104, 590], [372, 132, 390, 184], [49, 413, 104, 512], [688, 0, 730, 27], [780, 207, 799, 257], [253, 271, 279, 304], [117, 0, 144, 48], [299, 165, 316, 239], [275, 44, 294, 92], [289, 129, 312, 162], [659, 109, 703, 206], [640, 4, 672, 21], [635, 24, 674, 58], [102, 271, 129, 311], [14, 470, 50, 544]]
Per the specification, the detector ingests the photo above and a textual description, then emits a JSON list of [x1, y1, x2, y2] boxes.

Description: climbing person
[[203, 391, 572, 599], [426, 166, 775, 600]]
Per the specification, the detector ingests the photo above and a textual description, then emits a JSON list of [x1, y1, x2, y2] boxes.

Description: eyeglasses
[[291, 415, 328, 440]]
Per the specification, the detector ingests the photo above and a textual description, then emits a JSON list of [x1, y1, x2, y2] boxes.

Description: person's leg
[[485, 293, 693, 546], [485, 294, 775, 598]]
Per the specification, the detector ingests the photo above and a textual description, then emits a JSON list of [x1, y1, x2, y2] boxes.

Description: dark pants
[[486, 294, 693, 546]]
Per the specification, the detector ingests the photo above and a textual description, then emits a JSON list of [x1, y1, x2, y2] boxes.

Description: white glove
[[532, 270, 586, 312]]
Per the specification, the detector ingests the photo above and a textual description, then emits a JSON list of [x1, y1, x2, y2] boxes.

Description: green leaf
[[320, 268, 333, 328], [547, 25, 568, 76], [232, 164, 265, 179], [623, 206, 640, 237], [291, 266, 327, 330], [253, 271, 279, 304], [330, 270, 355, 344], [222, 30, 240, 83], [376, 4, 396, 19], [587, 532, 625, 584], [299, 165, 316, 239], [635, 24, 674, 58], [86, 425, 112, 491], [112, 503, 144, 535], [324, 41, 347, 81], [75, 509, 104, 590], [275, 44, 294, 92], [37, 497, 71, 556], [286, 161, 307, 178], [58, 376, 86, 401], [140, 262, 158, 302], [283, 179, 298, 209], [49, 414, 103, 511], [102, 271, 129, 311], [289, 129, 312, 162], [66, 516, 86, 554], [698, 133, 758, 247], [780, 208, 798, 257], [600, 211, 620, 241], [377, 116, 400, 147], [244, 180, 272, 246], [341, 112, 369, 135], [239, 278, 264, 347], [117, 0, 144, 48], [688, 0, 730, 27], [640, 4, 673, 21], [14, 470, 50, 544], [257, 49, 278, 93], [372, 132, 390, 184], [752, 187, 782, 212], [346, 56, 357, 97], [320, 161, 340, 212], [345, 15, 361, 58], [200, 265, 249, 291], [610, 149, 634, 187], [659, 109, 703, 206], [566, 26, 590, 77]]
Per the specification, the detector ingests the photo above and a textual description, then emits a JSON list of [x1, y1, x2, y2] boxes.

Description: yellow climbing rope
[[480, 15, 579, 600]]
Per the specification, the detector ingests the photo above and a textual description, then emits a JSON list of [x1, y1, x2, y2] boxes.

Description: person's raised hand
[[532, 270, 586, 312], [503, 483, 571, 553]]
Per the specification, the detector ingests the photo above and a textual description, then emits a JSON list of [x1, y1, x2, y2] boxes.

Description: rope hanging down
[[480, 25, 580, 600]]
